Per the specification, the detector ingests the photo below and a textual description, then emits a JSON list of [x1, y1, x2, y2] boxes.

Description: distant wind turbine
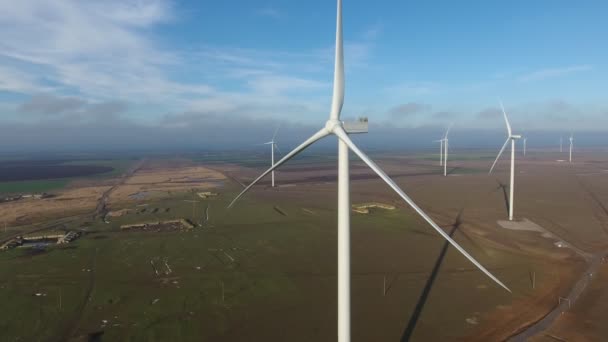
[[569, 134, 574, 163], [263, 126, 281, 187], [443, 125, 452, 176], [490, 101, 521, 221], [433, 138, 443, 166], [523, 137, 527, 156], [229, 1, 510, 340], [560, 136, 563, 153]]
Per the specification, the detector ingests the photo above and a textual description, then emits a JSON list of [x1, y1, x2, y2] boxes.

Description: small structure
[[120, 219, 194, 232], [106, 209, 133, 217], [352, 202, 396, 214], [57, 231, 81, 244], [1, 238, 23, 250], [197, 192, 219, 199], [2, 230, 81, 251]]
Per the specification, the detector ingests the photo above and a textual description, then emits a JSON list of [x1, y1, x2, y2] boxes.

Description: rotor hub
[[325, 119, 343, 133]]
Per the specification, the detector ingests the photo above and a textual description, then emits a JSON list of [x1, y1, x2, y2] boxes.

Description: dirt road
[[508, 251, 608, 341], [94, 159, 144, 220]]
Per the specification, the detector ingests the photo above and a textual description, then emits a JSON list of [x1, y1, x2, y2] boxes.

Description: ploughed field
[[0, 163, 112, 182], [0, 150, 607, 341], [0, 159, 135, 195]]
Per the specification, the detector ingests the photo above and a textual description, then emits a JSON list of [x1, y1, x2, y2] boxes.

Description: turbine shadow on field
[[401, 209, 464, 342], [495, 179, 510, 216], [446, 167, 459, 176]]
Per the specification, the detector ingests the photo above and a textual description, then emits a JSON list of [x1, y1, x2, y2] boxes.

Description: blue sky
[[0, 0, 607, 150]]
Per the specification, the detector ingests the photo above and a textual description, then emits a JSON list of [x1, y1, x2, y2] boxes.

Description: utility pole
[[184, 198, 201, 225], [383, 275, 386, 296], [221, 280, 225, 304]]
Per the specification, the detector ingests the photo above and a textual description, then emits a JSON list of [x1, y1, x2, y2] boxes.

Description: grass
[[0, 182, 553, 341], [0, 179, 70, 194], [61, 159, 136, 179], [0, 159, 137, 195]]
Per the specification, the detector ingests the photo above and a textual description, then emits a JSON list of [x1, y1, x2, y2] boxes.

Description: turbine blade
[[274, 143, 282, 156], [444, 124, 453, 139], [228, 128, 329, 208], [333, 128, 510, 292], [329, 0, 344, 121], [272, 124, 281, 141], [499, 100, 512, 137], [489, 138, 510, 174]]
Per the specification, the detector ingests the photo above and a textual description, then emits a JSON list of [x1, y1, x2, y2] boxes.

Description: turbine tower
[[490, 101, 521, 221], [560, 136, 563, 153], [229, 1, 510, 340], [434, 138, 443, 166], [443, 125, 452, 176], [569, 134, 574, 163], [523, 137, 527, 156], [263, 126, 281, 187]]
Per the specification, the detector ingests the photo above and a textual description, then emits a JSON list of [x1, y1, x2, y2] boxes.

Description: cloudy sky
[[0, 0, 607, 151]]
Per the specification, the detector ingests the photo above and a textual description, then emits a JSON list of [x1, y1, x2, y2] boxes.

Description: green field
[[0, 180, 551, 341], [0, 179, 71, 194], [0, 159, 137, 195], [62, 159, 136, 179]]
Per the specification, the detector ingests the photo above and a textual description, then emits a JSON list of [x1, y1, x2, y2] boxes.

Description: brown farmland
[[213, 149, 608, 341], [2, 151, 608, 341]]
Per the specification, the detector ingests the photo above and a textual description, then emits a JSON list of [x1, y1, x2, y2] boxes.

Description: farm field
[[0, 150, 607, 341], [0, 158, 137, 195]]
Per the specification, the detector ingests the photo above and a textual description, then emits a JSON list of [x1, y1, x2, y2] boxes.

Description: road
[[1, 159, 144, 246], [508, 250, 608, 341], [94, 159, 144, 220]]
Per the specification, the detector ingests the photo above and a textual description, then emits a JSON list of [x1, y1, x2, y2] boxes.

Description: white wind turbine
[[489, 101, 521, 221], [263, 126, 281, 187], [523, 137, 527, 156], [442, 125, 452, 176], [433, 138, 443, 166], [569, 134, 574, 163], [229, 1, 510, 340]]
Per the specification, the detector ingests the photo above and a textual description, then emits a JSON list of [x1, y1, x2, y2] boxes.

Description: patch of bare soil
[[108, 166, 225, 205], [0, 186, 110, 225]]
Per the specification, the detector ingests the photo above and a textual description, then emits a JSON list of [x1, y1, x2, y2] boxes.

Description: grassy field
[[0, 159, 137, 195], [62, 159, 136, 179], [0, 179, 70, 194], [0, 180, 561, 342]]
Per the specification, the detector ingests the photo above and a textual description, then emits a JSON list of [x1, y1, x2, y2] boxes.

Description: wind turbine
[[443, 125, 452, 176], [490, 101, 521, 221], [228, 1, 510, 340], [569, 134, 574, 163], [433, 139, 443, 166], [560, 136, 563, 153], [263, 126, 281, 187], [523, 137, 527, 156]]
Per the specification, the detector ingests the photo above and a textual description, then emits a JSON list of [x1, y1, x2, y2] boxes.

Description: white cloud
[[0, 65, 47, 93], [0, 0, 206, 102], [0, 0, 374, 125], [518, 65, 592, 82]]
